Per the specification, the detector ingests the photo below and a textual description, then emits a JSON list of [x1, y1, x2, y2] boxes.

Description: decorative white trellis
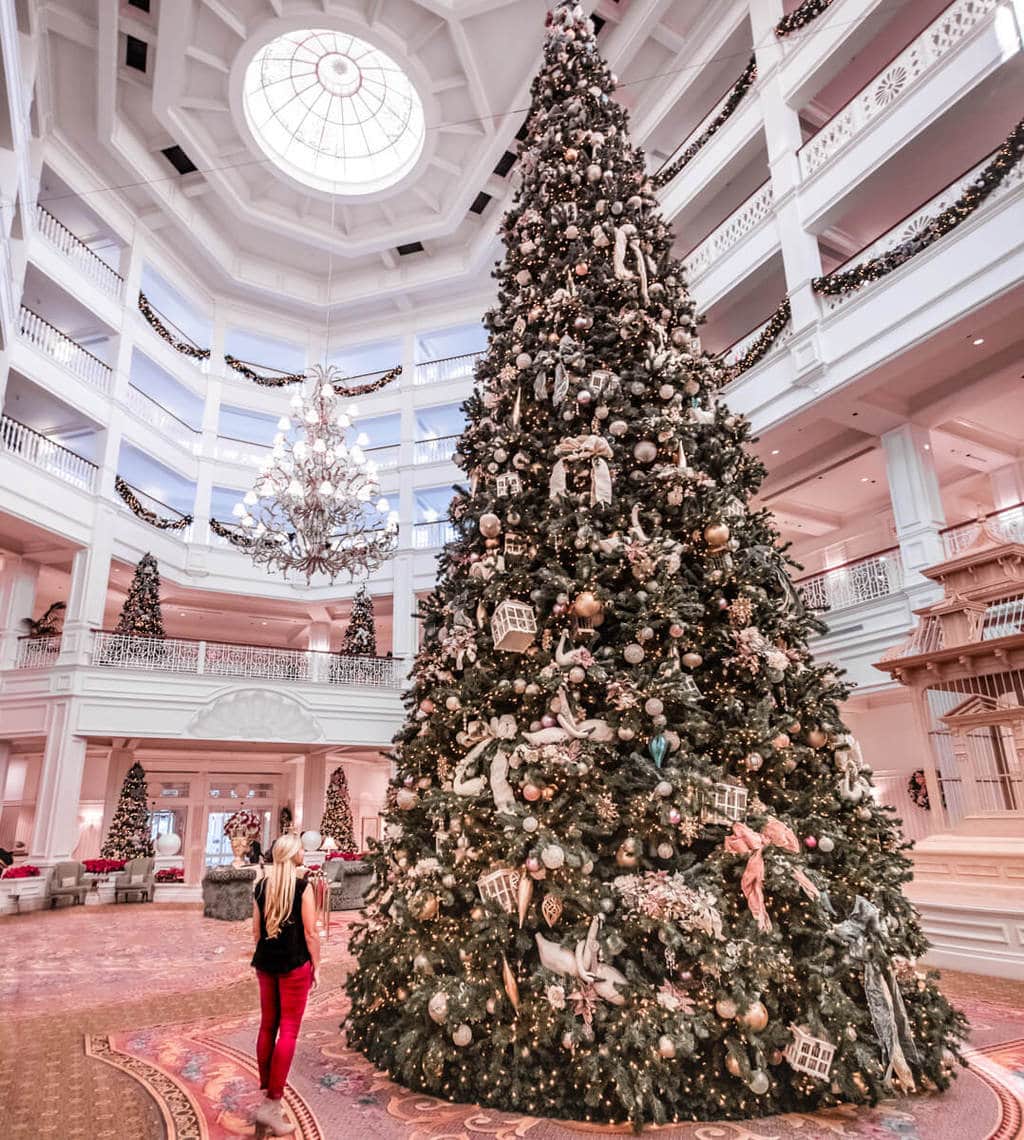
[[784, 1026, 836, 1079], [492, 599, 537, 652], [496, 472, 523, 497], [701, 782, 749, 825], [477, 867, 520, 914]]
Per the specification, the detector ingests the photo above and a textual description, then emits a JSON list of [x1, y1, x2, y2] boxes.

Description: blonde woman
[[250, 834, 321, 1136]]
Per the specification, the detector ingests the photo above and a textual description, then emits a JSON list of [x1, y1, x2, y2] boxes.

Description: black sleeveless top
[[251, 877, 312, 974]]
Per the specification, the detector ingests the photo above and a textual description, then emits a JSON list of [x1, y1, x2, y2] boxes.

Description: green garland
[[333, 364, 403, 397], [115, 475, 193, 531], [718, 298, 791, 382], [137, 293, 211, 360], [653, 56, 756, 190], [224, 355, 305, 387], [775, 0, 836, 37], [814, 119, 1024, 297], [209, 517, 257, 549]]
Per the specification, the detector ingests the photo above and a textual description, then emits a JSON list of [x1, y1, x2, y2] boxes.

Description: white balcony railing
[[89, 631, 405, 688], [413, 520, 455, 549], [941, 503, 1024, 557], [34, 206, 123, 299], [681, 181, 774, 282], [13, 635, 62, 669], [799, 0, 1001, 179], [19, 307, 113, 394], [126, 386, 201, 452], [213, 436, 272, 466], [796, 549, 904, 613], [1, 415, 98, 491], [365, 443, 401, 470], [820, 146, 1024, 313], [414, 435, 459, 465], [414, 352, 483, 387]]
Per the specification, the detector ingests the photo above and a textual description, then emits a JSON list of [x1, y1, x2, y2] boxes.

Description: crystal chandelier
[[230, 365, 399, 583]]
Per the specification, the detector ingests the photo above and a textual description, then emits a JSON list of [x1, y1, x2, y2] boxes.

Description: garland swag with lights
[[814, 118, 1024, 298], [137, 292, 211, 360], [775, 0, 836, 37], [225, 354, 403, 394], [115, 475, 193, 531], [718, 299, 792, 383], [345, 5, 963, 1129], [652, 56, 756, 190]]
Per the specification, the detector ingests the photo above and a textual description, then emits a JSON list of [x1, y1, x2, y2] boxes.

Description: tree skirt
[[86, 985, 1024, 1140]]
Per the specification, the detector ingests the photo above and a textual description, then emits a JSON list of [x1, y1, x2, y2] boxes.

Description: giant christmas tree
[[346, 5, 964, 1127], [114, 552, 165, 639], [101, 761, 154, 860]]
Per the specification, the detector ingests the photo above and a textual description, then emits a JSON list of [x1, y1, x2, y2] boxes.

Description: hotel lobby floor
[[1, 905, 1023, 1139]]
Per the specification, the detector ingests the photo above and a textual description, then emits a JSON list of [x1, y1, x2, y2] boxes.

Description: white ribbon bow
[[550, 435, 614, 505]]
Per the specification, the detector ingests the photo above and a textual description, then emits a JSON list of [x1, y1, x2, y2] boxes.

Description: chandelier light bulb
[[321, 382, 334, 398], [356, 432, 370, 447], [244, 490, 258, 505], [351, 445, 365, 463], [294, 441, 308, 459], [232, 502, 246, 518], [305, 408, 318, 424], [277, 416, 291, 431], [287, 479, 303, 497], [319, 480, 334, 497], [313, 438, 327, 453], [377, 497, 390, 512], [337, 413, 351, 428], [241, 515, 255, 528]]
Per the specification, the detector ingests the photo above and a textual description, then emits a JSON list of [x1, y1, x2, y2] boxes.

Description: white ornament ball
[[479, 513, 502, 538], [413, 953, 433, 973], [586, 163, 602, 182], [618, 726, 636, 741], [682, 651, 703, 668], [658, 1035, 676, 1059], [818, 836, 835, 854], [609, 420, 628, 437], [655, 780, 673, 798], [515, 353, 532, 370], [541, 844, 566, 870], [749, 1070, 770, 1095], [644, 697, 664, 717], [301, 830, 322, 851], [745, 752, 764, 772], [445, 695, 461, 710], [453, 1023, 473, 1047], [633, 440, 658, 463], [428, 991, 449, 1023], [395, 788, 418, 811], [155, 832, 181, 856], [624, 644, 645, 664], [569, 665, 586, 684], [857, 805, 872, 821], [656, 842, 674, 860], [523, 815, 539, 833], [715, 998, 738, 1020]]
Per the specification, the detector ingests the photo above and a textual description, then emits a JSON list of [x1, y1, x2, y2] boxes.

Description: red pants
[[256, 962, 313, 1100]]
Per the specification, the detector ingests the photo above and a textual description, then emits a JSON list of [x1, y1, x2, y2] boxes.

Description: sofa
[[48, 861, 89, 907], [324, 858, 374, 911]]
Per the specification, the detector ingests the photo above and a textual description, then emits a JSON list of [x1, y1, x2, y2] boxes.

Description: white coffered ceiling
[[34, 0, 732, 321]]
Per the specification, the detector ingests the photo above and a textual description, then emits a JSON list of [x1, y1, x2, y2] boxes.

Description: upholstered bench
[[324, 859, 374, 911]]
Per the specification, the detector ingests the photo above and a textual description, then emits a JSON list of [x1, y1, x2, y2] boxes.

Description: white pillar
[[302, 751, 328, 834], [391, 553, 417, 659], [881, 424, 946, 605], [0, 740, 14, 849], [990, 461, 1024, 511], [96, 410, 124, 501], [30, 700, 87, 861], [753, 0, 824, 337], [0, 556, 39, 668], [60, 508, 115, 665]]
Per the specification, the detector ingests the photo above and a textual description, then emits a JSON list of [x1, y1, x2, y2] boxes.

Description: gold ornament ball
[[807, 728, 828, 748], [574, 590, 603, 618], [704, 522, 730, 548], [445, 695, 461, 711], [716, 997, 738, 1020], [419, 698, 435, 714], [725, 1053, 742, 1077], [656, 842, 674, 860], [657, 1035, 676, 1059], [624, 643, 645, 664], [789, 720, 802, 734], [471, 905, 486, 921], [564, 147, 578, 162], [396, 788, 418, 811], [452, 1023, 473, 1047], [669, 623, 686, 638], [542, 786, 555, 801], [396, 987, 408, 1001], [410, 891, 439, 921], [682, 651, 703, 668], [741, 1000, 769, 1032], [616, 838, 641, 868]]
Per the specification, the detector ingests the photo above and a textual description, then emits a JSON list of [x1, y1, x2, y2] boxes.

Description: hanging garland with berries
[[717, 298, 791, 383], [209, 517, 258, 549], [775, 0, 836, 37], [224, 355, 306, 387], [653, 56, 757, 189], [137, 292, 211, 360], [115, 475, 193, 531], [813, 118, 1024, 298]]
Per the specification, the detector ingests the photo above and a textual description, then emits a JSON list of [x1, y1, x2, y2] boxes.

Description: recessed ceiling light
[[860, 477, 870, 483], [261, 621, 268, 625], [770, 449, 780, 455], [972, 337, 985, 346], [923, 443, 930, 451]]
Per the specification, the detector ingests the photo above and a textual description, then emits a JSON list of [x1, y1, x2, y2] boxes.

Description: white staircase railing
[[18, 306, 113, 393], [0, 415, 98, 491], [34, 206, 124, 298], [414, 351, 483, 387]]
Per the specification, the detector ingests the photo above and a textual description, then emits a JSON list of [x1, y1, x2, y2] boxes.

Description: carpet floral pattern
[[6, 907, 1024, 1139]]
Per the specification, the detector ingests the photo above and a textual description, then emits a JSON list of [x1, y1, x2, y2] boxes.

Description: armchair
[[48, 861, 89, 908], [114, 857, 155, 903]]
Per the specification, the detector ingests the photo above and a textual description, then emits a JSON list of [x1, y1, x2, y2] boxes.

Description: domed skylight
[[243, 29, 426, 196]]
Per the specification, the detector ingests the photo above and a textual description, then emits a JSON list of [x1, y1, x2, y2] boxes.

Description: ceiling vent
[[125, 35, 148, 72], [161, 145, 198, 175], [396, 241, 424, 256], [469, 191, 492, 216], [493, 150, 516, 178], [127, 0, 151, 10]]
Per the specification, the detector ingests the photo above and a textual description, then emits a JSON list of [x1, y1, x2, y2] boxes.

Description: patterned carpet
[[3, 906, 1024, 1139]]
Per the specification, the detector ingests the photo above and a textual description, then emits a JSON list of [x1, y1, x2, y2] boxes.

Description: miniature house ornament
[[492, 598, 538, 652]]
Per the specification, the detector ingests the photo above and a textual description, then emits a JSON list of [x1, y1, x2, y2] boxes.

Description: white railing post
[[196, 640, 206, 675]]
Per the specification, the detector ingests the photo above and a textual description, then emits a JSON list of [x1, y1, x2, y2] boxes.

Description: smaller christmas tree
[[320, 764, 357, 852], [115, 553, 165, 639], [101, 761, 154, 859], [340, 585, 377, 656]]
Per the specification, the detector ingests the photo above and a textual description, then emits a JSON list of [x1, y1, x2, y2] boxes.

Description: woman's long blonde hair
[[262, 834, 302, 939]]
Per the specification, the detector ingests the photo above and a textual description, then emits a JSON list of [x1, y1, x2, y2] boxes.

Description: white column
[[0, 556, 39, 668], [0, 740, 13, 849], [990, 461, 1024, 511], [96, 411, 124, 501], [59, 509, 115, 665], [302, 751, 328, 835], [391, 552, 417, 659], [30, 700, 87, 861], [401, 330, 417, 391], [881, 425, 946, 605]]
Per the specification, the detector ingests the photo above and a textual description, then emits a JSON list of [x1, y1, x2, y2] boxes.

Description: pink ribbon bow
[[724, 818, 817, 933]]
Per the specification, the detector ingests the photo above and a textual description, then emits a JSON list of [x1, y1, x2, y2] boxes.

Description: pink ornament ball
[[804, 835, 817, 849], [525, 856, 541, 872], [668, 809, 681, 825], [523, 783, 542, 802], [541, 714, 557, 728]]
